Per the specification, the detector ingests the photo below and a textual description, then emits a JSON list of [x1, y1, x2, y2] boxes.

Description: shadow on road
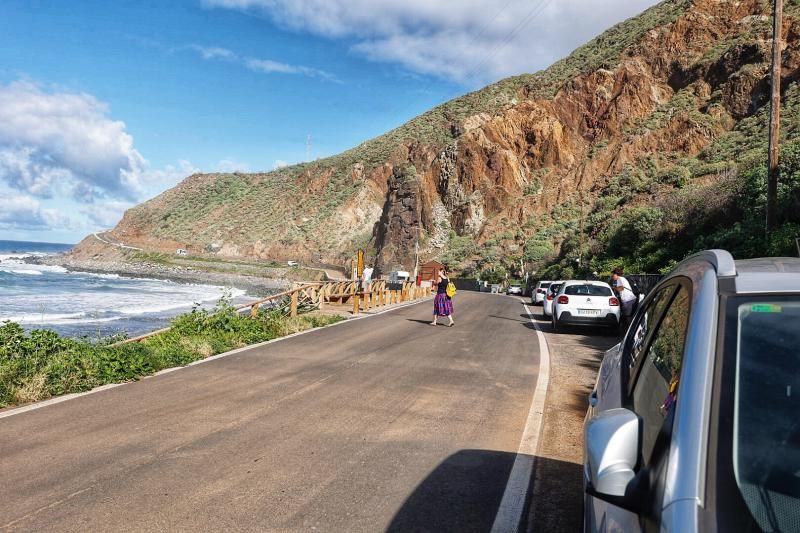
[[528, 455, 585, 533], [406, 319, 436, 325], [387, 449, 514, 533], [386, 449, 583, 533]]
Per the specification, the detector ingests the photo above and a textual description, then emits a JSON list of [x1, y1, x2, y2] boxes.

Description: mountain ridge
[[72, 0, 800, 277]]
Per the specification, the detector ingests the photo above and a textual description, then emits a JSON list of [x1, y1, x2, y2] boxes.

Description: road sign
[[357, 249, 364, 278]]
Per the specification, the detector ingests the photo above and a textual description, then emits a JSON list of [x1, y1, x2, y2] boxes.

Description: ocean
[[0, 240, 254, 338]]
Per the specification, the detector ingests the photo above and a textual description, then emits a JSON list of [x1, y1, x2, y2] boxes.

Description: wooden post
[[250, 304, 258, 317], [290, 291, 299, 317], [352, 293, 360, 315], [767, 0, 783, 235]]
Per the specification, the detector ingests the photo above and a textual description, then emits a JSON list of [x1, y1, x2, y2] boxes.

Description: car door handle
[[588, 390, 598, 407]]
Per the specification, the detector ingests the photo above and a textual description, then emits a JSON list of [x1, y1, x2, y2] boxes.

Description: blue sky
[[0, 0, 658, 244]]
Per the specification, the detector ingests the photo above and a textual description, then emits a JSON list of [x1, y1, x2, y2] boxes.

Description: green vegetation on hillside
[[538, 88, 800, 279], [126, 0, 694, 257], [0, 297, 343, 408]]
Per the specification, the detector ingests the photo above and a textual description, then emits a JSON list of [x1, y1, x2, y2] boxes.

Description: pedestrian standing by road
[[431, 267, 455, 327], [612, 267, 637, 330]]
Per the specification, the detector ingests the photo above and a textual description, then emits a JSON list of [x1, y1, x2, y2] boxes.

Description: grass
[[0, 296, 343, 409]]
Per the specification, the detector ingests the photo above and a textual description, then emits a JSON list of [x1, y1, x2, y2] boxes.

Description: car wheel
[[552, 316, 560, 332]]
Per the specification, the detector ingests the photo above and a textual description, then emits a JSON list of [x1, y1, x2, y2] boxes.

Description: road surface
[[1, 293, 542, 532]]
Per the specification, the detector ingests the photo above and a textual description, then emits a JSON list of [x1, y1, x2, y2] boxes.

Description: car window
[[627, 286, 677, 382], [549, 284, 563, 295], [731, 301, 800, 531], [631, 287, 689, 463], [564, 284, 611, 296]]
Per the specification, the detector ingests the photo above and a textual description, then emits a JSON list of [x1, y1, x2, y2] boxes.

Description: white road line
[[0, 297, 432, 420], [490, 302, 551, 533]]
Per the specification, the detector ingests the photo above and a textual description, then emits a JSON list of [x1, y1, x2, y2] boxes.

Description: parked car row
[[532, 279, 622, 331]]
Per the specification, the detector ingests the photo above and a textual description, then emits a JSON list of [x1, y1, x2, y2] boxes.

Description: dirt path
[[525, 308, 620, 532]]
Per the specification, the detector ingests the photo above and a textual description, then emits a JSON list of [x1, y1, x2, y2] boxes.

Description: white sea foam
[[3, 312, 86, 324], [0, 268, 43, 275], [0, 259, 68, 275]]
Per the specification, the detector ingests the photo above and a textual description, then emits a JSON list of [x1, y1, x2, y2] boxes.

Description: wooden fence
[[116, 280, 434, 345]]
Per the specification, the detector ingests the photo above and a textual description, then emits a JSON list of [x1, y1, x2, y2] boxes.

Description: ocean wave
[[0, 312, 127, 326], [0, 267, 43, 276], [0, 260, 68, 275], [118, 301, 199, 315]]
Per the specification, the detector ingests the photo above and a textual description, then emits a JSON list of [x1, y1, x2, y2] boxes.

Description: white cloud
[[0, 80, 146, 202], [136, 159, 199, 195], [191, 45, 237, 61], [272, 159, 289, 169], [205, 0, 660, 84], [187, 44, 338, 81], [80, 200, 135, 229], [215, 158, 250, 172], [0, 193, 81, 231], [245, 58, 337, 81]]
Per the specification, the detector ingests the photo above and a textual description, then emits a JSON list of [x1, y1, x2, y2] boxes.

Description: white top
[[615, 276, 637, 303]]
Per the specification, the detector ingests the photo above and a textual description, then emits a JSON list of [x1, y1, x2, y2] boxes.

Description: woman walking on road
[[431, 267, 454, 327]]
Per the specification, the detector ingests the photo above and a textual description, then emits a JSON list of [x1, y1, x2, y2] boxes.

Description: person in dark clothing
[[431, 267, 454, 327]]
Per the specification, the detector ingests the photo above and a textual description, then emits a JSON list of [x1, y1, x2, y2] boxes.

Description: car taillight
[[557, 295, 569, 304], [609, 297, 620, 306], [537, 288, 543, 293], [546, 294, 554, 301]]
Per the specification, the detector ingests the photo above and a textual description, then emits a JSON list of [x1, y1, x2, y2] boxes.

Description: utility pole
[[766, 0, 783, 235]]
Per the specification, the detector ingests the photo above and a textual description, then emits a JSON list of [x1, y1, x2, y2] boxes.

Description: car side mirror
[[585, 408, 646, 512]]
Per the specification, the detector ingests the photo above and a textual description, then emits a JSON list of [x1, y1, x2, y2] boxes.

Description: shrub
[[0, 297, 343, 408]]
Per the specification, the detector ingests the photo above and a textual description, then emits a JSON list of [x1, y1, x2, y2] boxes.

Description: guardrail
[[115, 280, 434, 345]]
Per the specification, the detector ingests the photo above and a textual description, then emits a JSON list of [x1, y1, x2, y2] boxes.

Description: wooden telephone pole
[[766, 0, 783, 235]]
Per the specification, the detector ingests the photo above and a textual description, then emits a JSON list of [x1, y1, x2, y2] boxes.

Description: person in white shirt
[[612, 267, 637, 329]]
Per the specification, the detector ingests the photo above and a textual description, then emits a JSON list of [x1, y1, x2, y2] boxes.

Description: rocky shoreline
[[30, 254, 290, 297]]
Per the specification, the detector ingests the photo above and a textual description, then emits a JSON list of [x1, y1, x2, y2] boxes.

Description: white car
[[542, 281, 565, 317], [507, 284, 523, 295], [551, 280, 619, 331], [532, 281, 552, 305]]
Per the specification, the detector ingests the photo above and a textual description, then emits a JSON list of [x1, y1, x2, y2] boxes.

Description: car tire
[[552, 316, 560, 332]]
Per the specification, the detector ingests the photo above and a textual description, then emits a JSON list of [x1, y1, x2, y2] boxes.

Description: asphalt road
[[0, 292, 541, 532]]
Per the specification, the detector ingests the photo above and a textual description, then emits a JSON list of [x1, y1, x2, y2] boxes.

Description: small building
[[420, 260, 445, 283], [176, 248, 187, 256]]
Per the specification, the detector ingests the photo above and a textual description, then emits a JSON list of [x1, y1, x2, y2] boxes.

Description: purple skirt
[[434, 293, 453, 316]]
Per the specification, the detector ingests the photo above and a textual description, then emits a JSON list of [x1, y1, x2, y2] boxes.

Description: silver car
[[583, 250, 800, 532], [507, 284, 523, 295]]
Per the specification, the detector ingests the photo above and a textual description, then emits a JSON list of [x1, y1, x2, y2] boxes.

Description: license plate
[[577, 309, 601, 316]]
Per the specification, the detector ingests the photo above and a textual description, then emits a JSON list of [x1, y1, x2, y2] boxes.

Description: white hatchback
[[532, 281, 552, 305], [551, 281, 620, 331], [542, 281, 565, 317]]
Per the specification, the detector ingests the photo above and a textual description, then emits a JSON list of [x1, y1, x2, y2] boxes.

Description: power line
[[459, 0, 553, 87]]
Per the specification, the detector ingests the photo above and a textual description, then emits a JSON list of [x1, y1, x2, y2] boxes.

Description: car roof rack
[[677, 249, 736, 279], [699, 249, 736, 277]]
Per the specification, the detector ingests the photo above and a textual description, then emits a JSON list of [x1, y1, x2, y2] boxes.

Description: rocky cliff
[[75, 0, 800, 274]]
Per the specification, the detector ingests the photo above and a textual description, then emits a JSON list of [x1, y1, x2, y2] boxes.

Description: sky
[[0, 0, 659, 244]]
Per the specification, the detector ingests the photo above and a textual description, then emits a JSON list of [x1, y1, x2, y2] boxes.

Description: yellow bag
[[446, 281, 457, 298]]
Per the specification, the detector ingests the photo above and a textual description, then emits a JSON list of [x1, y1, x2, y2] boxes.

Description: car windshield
[[564, 284, 611, 296], [725, 299, 800, 531], [540, 282, 551, 289]]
